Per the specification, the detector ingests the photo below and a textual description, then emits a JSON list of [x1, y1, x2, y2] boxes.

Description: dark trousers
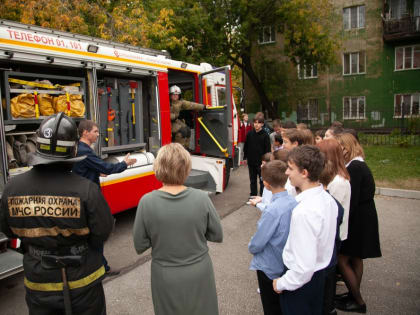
[[248, 163, 263, 196], [280, 269, 326, 315], [323, 266, 336, 314], [257, 270, 283, 315], [26, 282, 106, 315]]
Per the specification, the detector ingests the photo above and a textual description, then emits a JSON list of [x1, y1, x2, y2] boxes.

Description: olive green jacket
[[170, 99, 205, 121]]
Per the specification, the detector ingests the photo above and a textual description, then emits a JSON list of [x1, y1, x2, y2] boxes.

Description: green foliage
[[0, 0, 184, 49], [145, 0, 338, 118], [0, 0, 339, 119], [408, 118, 420, 134], [277, 0, 340, 69]]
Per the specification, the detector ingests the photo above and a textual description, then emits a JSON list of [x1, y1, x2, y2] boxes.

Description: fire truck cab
[[0, 19, 239, 279]]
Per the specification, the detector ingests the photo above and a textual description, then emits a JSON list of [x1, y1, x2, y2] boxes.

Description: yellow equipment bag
[[10, 94, 35, 118], [38, 94, 55, 116], [54, 94, 85, 117]]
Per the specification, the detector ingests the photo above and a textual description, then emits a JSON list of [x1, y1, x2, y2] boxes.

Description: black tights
[[338, 254, 365, 305]]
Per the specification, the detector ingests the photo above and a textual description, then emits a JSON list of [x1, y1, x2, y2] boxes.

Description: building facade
[[244, 0, 420, 131]]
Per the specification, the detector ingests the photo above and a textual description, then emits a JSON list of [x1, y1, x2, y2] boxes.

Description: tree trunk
[[235, 55, 278, 119]]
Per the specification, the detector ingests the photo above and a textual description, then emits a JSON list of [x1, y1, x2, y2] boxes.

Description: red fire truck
[[0, 19, 240, 279]]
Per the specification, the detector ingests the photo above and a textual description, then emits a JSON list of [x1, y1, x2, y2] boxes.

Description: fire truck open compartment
[[0, 60, 160, 178], [95, 70, 160, 157], [0, 61, 89, 177]]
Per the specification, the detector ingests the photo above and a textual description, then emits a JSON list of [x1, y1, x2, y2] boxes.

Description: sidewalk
[[104, 195, 420, 315]]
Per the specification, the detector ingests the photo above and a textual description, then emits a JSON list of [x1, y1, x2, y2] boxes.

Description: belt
[[24, 265, 105, 291], [28, 244, 88, 260]]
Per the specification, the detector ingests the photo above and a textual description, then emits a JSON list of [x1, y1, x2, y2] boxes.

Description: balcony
[[383, 15, 420, 42]]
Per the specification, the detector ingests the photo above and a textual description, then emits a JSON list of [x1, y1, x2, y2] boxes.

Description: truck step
[[0, 250, 24, 280], [0, 232, 8, 244], [185, 169, 216, 192]]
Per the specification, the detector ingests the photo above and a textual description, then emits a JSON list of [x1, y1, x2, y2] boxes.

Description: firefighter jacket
[[170, 99, 205, 122], [0, 164, 114, 293], [72, 141, 127, 186]]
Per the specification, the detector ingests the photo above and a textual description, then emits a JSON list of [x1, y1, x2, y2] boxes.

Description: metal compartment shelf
[[3, 71, 87, 124]]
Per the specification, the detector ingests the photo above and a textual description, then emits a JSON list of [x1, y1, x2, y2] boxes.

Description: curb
[[376, 187, 420, 200]]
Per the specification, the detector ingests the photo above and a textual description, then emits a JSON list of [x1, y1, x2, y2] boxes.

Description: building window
[[395, 46, 420, 70], [394, 93, 420, 117], [343, 51, 366, 75], [343, 96, 366, 119], [298, 99, 319, 120], [297, 64, 318, 79], [343, 5, 365, 30], [258, 26, 276, 44], [390, 0, 407, 19]]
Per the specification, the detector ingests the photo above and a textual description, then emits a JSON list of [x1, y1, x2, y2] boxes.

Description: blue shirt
[[248, 191, 297, 279], [72, 142, 127, 186], [256, 187, 272, 212]]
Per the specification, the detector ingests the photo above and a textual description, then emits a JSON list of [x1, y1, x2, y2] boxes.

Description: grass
[[364, 145, 420, 190]]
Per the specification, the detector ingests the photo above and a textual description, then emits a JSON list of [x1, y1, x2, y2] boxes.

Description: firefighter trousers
[[25, 282, 106, 315]]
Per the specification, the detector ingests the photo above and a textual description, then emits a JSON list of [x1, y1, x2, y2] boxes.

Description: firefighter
[[169, 85, 206, 148], [0, 113, 114, 315]]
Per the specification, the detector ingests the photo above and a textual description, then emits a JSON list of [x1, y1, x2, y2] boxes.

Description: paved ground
[[1, 166, 419, 314], [103, 193, 420, 315]]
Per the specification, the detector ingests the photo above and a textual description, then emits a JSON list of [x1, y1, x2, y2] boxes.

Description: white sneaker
[[257, 288, 260, 294]]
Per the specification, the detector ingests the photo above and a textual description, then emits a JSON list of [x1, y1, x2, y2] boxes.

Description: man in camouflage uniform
[[169, 85, 206, 148]]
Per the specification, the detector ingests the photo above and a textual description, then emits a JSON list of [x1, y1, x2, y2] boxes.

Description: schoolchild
[[239, 113, 253, 163], [282, 129, 304, 196], [249, 150, 288, 211], [273, 145, 338, 315], [243, 115, 271, 196], [248, 160, 297, 315], [315, 129, 326, 144], [249, 153, 272, 211], [319, 161, 344, 315], [270, 119, 283, 150], [282, 129, 304, 152], [272, 134, 283, 151], [255, 112, 273, 135]]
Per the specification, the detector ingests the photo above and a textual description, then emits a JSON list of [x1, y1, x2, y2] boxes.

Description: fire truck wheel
[[224, 159, 232, 190]]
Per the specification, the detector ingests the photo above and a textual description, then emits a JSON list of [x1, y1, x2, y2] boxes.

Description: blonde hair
[[154, 143, 191, 185], [336, 133, 365, 164], [300, 129, 315, 145]]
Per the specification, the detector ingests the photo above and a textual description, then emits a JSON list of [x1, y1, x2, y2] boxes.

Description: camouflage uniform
[[170, 99, 205, 148]]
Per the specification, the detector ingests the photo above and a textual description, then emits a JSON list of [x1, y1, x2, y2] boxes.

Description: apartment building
[[244, 0, 420, 130]]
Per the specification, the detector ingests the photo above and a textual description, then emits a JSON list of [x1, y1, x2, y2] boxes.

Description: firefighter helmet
[[169, 85, 181, 95], [28, 112, 86, 166]]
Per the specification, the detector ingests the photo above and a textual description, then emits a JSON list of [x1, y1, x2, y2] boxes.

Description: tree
[[0, 0, 184, 50], [147, 0, 339, 118]]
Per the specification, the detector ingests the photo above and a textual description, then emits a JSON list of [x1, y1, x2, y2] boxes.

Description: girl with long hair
[[335, 133, 382, 313]]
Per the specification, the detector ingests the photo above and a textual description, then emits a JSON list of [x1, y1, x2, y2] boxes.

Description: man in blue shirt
[[72, 120, 136, 186], [73, 119, 136, 275], [248, 160, 297, 315]]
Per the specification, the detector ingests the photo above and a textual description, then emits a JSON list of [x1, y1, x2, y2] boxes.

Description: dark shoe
[[335, 299, 366, 313], [335, 292, 352, 302]]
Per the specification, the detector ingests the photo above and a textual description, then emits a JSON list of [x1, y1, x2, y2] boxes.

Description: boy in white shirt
[[273, 145, 338, 315]]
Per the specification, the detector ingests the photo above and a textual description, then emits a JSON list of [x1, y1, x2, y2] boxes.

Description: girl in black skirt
[[335, 133, 382, 313]]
